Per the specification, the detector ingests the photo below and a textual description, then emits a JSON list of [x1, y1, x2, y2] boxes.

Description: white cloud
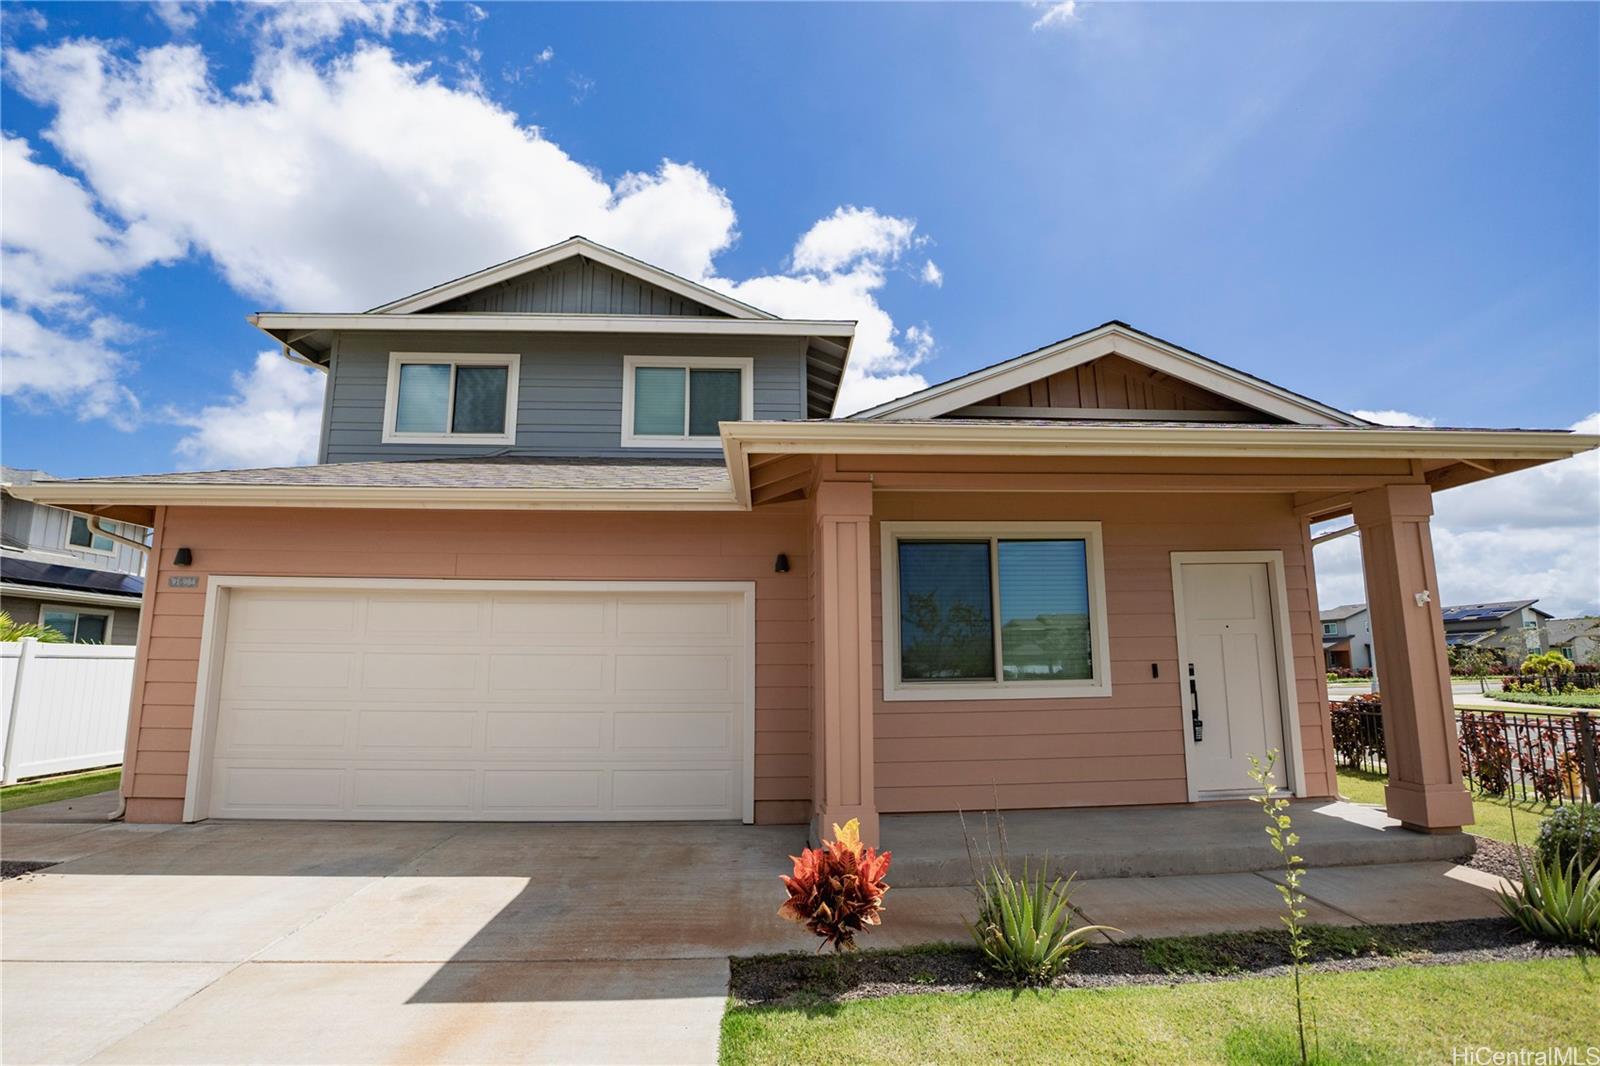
[[5, 43, 738, 310], [791, 206, 919, 274], [534, 45, 553, 63], [0, 308, 141, 427], [0, 135, 177, 309], [1314, 414, 1600, 618], [1032, 2, 1080, 31], [152, 2, 208, 33], [711, 262, 931, 416], [247, 1, 446, 50], [921, 260, 943, 287], [170, 351, 325, 469], [1353, 409, 1437, 427]]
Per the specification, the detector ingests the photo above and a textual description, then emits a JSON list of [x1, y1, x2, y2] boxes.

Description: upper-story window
[[621, 355, 753, 448], [67, 514, 115, 554], [1322, 622, 1338, 635], [382, 353, 520, 446]]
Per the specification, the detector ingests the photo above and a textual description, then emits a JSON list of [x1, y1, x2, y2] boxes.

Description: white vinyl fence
[[1, 638, 134, 784]]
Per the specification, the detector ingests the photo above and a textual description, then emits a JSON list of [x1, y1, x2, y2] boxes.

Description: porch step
[[881, 801, 1475, 887]]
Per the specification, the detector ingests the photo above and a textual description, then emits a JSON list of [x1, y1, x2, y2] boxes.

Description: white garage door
[[203, 585, 751, 821]]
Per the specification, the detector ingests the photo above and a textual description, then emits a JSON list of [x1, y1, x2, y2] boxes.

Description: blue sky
[[1, 1, 1596, 613]]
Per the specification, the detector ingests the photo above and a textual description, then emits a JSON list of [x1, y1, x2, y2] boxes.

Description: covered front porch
[[735, 434, 1538, 847]]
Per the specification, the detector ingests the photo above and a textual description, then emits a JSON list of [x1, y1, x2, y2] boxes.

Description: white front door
[[1177, 561, 1287, 798], [201, 585, 751, 821]]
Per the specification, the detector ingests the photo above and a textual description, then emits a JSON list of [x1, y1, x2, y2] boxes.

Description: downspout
[[87, 517, 151, 556]]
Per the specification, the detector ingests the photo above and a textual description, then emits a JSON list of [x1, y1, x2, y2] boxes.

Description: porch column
[[1352, 484, 1473, 832], [811, 479, 879, 845]]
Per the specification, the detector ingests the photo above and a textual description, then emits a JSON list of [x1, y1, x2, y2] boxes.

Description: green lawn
[[1336, 768, 1550, 845], [721, 959, 1595, 1065], [0, 767, 120, 812], [1487, 689, 1600, 710]]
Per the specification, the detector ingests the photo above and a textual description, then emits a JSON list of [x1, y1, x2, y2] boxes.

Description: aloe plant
[[967, 860, 1118, 984], [1497, 851, 1600, 948]]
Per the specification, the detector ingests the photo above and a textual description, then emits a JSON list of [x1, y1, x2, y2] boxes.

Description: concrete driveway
[[0, 796, 973, 1065], [1, 793, 1508, 1065]]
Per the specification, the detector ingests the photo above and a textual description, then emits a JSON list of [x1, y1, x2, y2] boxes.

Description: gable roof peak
[[367, 235, 777, 320], [852, 319, 1367, 427]]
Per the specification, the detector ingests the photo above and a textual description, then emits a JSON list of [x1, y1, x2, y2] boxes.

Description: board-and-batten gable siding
[[26, 502, 148, 577], [1, 494, 33, 547], [0, 593, 141, 646], [868, 490, 1336, 813], [118, 504, 814, 825], [322, 331, 807, 462], [962, 354, 1270, 416], [428, 256, 730, 317]]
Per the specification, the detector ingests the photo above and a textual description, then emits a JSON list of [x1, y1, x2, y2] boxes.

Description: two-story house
[[13, 237, 1596, 841], [1440, 600, 1552, 665], [0, 467, 147, 644], [1320, 604, 1373, 673]]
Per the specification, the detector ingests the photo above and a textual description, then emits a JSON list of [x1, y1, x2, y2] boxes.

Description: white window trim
[[879, 521, 1112, 702], [620, 354, 754, 449], [65, 513, 116, 556], [40, 603, 114, 643], [381, 352, 520, 446]]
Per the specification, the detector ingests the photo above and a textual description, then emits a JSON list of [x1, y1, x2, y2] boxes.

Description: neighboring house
[[1544, 616, 1600, 665], [1321, 604, 1373, 672], [0, 467, 147, 645], [13, 236, 1596, 839], [1440, 600, 1552, 665]]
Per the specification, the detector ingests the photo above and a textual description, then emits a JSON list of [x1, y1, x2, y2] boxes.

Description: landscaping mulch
[[0, 860, 57, 880], [729, 919, 1577, 1007], [1456, 837, 1534, 883]]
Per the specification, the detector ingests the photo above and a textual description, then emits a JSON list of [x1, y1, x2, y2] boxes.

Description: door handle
[[1188, 662, 1204, 743]]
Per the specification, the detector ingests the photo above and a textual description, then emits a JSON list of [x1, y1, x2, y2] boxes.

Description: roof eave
[[5, 482, 747, 521], [723, 421, 1600, 461]]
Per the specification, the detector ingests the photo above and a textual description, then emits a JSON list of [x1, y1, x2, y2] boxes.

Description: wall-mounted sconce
[[774, 553, 790, 574], [173, 547, 194, 567]]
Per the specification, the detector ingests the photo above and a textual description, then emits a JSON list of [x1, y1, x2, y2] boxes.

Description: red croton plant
[[777, 818, 892, 952]]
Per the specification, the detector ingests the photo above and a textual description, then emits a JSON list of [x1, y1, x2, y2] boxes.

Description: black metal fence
[[1330, 699, 1600, 806]]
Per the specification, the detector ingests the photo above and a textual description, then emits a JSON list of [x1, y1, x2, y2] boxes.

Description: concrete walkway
[[0, 793, 1508, 1065]]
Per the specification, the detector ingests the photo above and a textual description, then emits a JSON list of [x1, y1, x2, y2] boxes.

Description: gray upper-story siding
[[320, 331, 809, 463], [432, 256, 730, 317]]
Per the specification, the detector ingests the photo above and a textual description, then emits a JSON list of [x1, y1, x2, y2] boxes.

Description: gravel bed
[[729, 919, 1574, 1006], [1456, 837, 1535, 883], [1, 860, 57, 880]]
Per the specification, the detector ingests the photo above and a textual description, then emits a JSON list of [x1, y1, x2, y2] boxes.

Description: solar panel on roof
[[0, 557, 143, 597]]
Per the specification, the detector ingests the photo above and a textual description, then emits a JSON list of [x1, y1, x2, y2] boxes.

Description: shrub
[[967, 860, 1116, 984], [1536, 804, 1600, 871], [777, 818, 891, 953], [0, 612, 66, 643], [1459, 712, 1513, 797], [1496, 852, 1600, 950]]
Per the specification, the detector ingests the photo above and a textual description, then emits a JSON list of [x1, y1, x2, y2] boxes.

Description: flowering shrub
[[1537, 804, 1600, 871], [777, 818, 891, 952]]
